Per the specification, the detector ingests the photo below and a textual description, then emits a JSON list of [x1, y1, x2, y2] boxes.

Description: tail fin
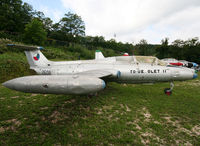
[[7, 44, 50, 68], [24, 50, 49, 68], [95, 50, 105, 60]]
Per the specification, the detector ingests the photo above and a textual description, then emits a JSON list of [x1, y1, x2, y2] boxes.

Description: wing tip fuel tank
[[2, 75, 106, 95]]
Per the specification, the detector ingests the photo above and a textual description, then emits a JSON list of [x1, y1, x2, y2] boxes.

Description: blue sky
[[23, 0, 67, 22], [22, 0, 200, 44]]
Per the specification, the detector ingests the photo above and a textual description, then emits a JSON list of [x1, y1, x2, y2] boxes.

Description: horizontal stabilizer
[[7, 44, 44, 51]]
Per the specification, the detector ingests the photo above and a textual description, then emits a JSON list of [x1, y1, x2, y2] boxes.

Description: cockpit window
[[135, 56, 167, 66], [161, 58, 178, 62], [135, 56, 155, 64], [157, 59, 167, 66], [115, 56, 167, 66]]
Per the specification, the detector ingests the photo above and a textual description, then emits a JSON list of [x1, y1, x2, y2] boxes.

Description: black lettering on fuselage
[[163, 69, 167, 73], [130, 69, 167, 74], [130, 70, 144, 74], [147, 69, 160, 73]]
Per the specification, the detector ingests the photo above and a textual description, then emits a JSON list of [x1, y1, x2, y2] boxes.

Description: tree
[[0, 0, 33, 32], [42, 17, 53, 35], [172, 39, 184, 47], [59, 12, 85, 36], [49, 12, 85, 44], [156, 38, 170, 59], [23, 18, 47, 45], [33, 11, 53, 36], [185, 37, 199, 46], [135, 39, 148, 55], [161, 38, 169, 46]]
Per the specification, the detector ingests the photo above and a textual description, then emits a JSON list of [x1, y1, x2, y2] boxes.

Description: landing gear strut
[[164, 82, 174, 95], [88, 92, 98, 98]]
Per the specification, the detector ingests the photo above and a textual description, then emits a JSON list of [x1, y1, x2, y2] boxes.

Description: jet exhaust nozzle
[[193, 73, 198, 79]]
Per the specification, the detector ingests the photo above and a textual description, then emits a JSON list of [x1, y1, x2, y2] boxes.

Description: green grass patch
[[0, 76, 200, 145]]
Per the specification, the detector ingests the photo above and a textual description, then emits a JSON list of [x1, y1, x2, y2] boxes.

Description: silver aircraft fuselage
[[2, 47, 198, 95], [34, 58, 196, 83]]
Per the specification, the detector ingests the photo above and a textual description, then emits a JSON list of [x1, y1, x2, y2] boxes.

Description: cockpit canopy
[[161, 58, 178, 62], [115, 56, 167, 66]]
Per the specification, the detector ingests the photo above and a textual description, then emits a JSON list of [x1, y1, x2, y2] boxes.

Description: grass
[[0, 75, 200, 145]]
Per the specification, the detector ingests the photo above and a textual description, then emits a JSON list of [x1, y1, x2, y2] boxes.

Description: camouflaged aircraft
[[2, 44, 198, 95]]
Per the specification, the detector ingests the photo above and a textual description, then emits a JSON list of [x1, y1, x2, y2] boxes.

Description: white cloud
[[39, 5, 63, 22], [39, 5, 49, 15], [61, 0, 200, 43], [52, 10, 63, 22]]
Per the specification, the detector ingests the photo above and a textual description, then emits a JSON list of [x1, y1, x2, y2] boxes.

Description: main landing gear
[[88, 92, 98, 98], [164, 82, 174, 95]]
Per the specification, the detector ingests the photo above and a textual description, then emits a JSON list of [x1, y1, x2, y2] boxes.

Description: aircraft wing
[[75, 69, 119, 78]]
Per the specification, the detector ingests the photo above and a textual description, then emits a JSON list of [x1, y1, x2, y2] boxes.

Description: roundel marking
[[33, 53, 40, 61]]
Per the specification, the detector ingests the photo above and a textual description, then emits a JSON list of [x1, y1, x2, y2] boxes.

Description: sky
[[22, 0, 200, 44]]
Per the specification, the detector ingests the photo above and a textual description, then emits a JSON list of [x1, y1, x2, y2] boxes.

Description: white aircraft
[[2, 44, 198, 95]]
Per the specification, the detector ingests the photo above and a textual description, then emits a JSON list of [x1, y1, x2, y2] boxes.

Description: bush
[[23, 18, 47, 45], [0, 53, 35, 83]]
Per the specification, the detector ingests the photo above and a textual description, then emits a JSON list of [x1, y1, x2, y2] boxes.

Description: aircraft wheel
[[164, 88, 172, 95], [88, 92, 98, 98]]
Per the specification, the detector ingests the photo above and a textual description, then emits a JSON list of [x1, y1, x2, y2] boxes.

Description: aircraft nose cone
[[193, 73, 198, 79]]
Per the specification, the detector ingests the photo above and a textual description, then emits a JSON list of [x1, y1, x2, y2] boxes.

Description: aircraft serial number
[[130, 69, 167, 74], [42, 69, 51, 75]]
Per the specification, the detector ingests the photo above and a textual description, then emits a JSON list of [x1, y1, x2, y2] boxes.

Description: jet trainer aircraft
[[2, 44, 198, 95]]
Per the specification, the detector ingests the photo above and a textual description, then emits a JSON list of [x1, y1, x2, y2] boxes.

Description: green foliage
[[0, 0, 134, 55], [60, 12, 85, 36], [23, 18, 47, 45], [0, 52, 35, 82], [0, 0, 33, 32], [155, 37, 200, 63], [0, 39, 13, 53], [49, 12, 85, 44], [33, 11, 53, 36], [134, 41, 157, 56], [43, 46, 77, 60], [67, 43, 93, 59], [156, 38, 170, 58], [99, 47, 116, 57], [0, 31, 23, 42], [133, 37, 200, 64], [0, 38, 26, 53], [0, 0, 199, 64]]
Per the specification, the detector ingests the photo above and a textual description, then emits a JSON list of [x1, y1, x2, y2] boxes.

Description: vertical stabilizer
[[95, 50, 105, 60], [25, 50, 50, 68]]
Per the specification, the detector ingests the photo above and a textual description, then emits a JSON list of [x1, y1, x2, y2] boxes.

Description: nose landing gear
[[164, 82, 174, 95]]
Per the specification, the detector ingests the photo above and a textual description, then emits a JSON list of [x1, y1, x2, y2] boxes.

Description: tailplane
[[7, 44, 50, 68]]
